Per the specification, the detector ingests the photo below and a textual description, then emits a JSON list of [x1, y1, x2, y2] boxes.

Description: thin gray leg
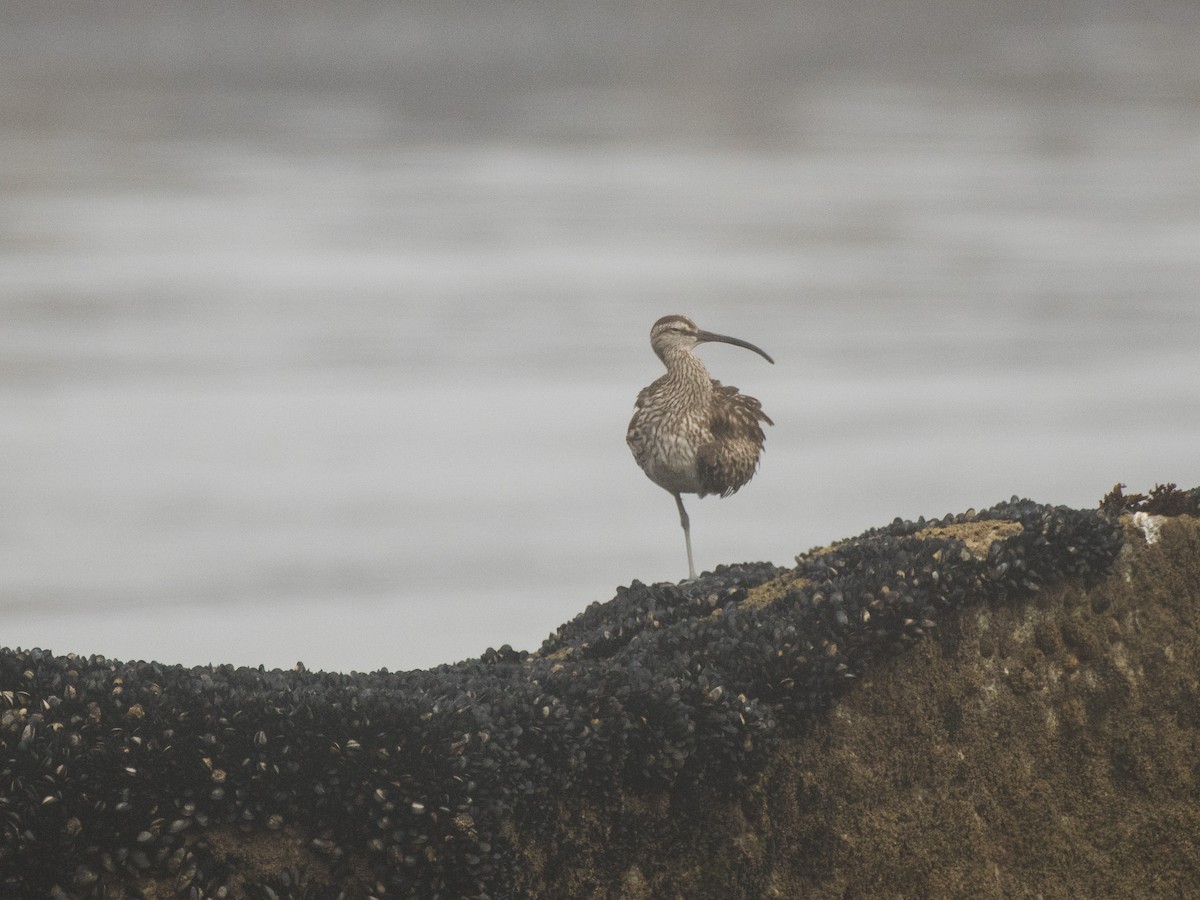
[[673, 492, 697, 581]]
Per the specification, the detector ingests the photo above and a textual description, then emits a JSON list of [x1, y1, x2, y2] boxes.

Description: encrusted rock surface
[[3, 489, 1199, 898]]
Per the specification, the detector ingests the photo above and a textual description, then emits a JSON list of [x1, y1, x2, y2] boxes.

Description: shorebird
[[627, 314, 774, 580]]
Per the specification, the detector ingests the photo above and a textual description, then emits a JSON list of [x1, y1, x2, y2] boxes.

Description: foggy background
[[3, 1, 1198, 671]]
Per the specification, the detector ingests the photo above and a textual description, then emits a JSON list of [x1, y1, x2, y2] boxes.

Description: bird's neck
[[661, 348, 712, 388]]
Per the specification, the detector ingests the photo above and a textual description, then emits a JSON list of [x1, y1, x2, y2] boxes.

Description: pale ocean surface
[[2, 1, 1198, 671]]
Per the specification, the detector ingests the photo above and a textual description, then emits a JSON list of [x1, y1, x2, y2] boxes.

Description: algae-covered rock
[[3, 491, 1199, 898]]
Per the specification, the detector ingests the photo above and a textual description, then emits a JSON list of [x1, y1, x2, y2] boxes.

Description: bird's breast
[[627, 404, 710, 495]]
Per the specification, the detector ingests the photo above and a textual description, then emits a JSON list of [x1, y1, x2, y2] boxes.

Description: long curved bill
[[695, 329, 775, 364]]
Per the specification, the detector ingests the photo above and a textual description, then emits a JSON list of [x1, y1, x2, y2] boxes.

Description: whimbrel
[[626, 314, 774, 580]]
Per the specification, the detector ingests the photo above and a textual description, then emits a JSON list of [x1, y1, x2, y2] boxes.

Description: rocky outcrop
[[2, 489, 1199, 898]]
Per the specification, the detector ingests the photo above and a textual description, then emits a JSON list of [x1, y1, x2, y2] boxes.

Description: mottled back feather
[[697, 380, 772, 497]]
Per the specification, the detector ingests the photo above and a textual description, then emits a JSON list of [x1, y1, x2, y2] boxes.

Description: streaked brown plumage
[[627, 314, 774, 580]]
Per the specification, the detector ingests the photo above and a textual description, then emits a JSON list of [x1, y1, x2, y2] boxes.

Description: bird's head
[[649, 314, 774, 365]]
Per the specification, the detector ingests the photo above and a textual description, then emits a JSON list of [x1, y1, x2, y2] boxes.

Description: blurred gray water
[[2, 1, 1199, 671]]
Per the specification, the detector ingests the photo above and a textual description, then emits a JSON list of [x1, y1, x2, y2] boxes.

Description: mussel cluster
[[0, 498, 1126, 898]]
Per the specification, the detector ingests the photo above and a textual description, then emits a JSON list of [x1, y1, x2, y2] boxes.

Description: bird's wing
[[631, 376, 665, 410], [627, 376, 666, 459], [709, 382, 773, 432], [698, 381, 772, 497]]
